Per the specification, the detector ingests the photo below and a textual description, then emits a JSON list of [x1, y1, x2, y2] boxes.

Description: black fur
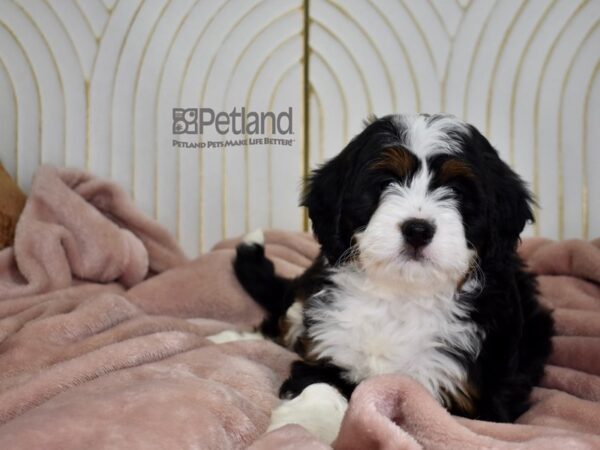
[[233, 243, 292, 338], [234, 114, 554, 423], [279, 360, 356, 400]]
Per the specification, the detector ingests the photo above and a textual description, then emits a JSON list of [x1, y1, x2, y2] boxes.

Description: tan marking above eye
[[439, 159, 474, 183], [370, 147, 413, 177]]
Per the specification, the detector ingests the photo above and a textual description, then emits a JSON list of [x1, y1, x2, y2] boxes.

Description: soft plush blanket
[[0, 166, 599, 449]]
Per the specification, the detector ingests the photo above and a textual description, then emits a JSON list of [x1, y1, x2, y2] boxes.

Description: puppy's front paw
[[268, 383, 348, 444]]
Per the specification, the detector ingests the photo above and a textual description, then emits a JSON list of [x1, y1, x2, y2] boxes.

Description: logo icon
[[172, 108, 198, 134]]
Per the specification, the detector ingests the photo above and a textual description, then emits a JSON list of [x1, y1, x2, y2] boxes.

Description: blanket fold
[[0, 165, 599, 449]]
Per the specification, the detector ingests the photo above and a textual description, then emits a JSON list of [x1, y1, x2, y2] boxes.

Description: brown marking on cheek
[[371, 147, 414, 177], [441, 381, 479, 418], [439, 159, 474, 183]]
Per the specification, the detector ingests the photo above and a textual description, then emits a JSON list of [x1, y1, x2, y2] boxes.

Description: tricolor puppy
[[234, 114, 553, 425]]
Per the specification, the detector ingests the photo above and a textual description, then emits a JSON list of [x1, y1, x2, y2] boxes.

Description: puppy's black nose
[[401, 219, 436, 249]]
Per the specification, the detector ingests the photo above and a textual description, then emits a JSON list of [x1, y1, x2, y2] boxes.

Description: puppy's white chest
[[305, 273, 481, 402]]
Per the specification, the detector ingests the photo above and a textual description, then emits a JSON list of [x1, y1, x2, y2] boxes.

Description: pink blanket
[[0, 166, 599, 449]]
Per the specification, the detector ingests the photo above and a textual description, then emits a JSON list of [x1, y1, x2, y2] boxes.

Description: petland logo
[[172, 107, 295, 149]]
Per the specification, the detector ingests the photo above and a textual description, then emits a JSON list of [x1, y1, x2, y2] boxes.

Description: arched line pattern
[[5, 1, 65, 168], [127, 0, 170, 200], [365, 0, 425, 112], [509, 0, 556, 167], [224, 7, 299, 104], [582, 61, 600, 240], [74, 0, 97, 43], [76, 0, 109, 39], [40, 0, 89, 168], [484, 0, 528, 136], [108, 1, 145, 178], [0, 4, 44, 176], [310, 84, 325, 163], [456, 0, 468, 10], [44, 0, 97, 80], [302, 0, 309, 231], [557, 20, 599, 239], [221, 6, 301, 234], [462, 0, 498, 120], [311, 20, 373, 114], [310, 50, 349, 144], [176, 0, 233, 245], [83, 0, 114, 169], [103, 0, 116, 11], [326, 0, 398, 111], [16, 0, 66, 167], [0, 31, 20, 179], [374, 0, 437, 88], [243, 37, 301, 233], [533, 0, 589, 237], [427, 0, 453, 38], [143, 0, 200, 219], [195, 1, 269, 244], [266, 61, 302, 229], [440, 0, 471, 111], [85, 0, 141, 170], [43, 0, 89, 168], [0, 54, 18, 178], [154, 0, 224, 242]]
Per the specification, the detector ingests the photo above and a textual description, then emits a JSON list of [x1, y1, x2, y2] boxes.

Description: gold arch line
[[311, 20, 373, 114], [440, 0, 471, 111], [0, 11, 43, 176], [7, 1, 66, 166], [533, 0, 589, 237], [508, 0, 556, 168], [153, 0, 214, 228], [177, 0, 232, 247], [84, 0, 114, 169], [462, 0, 498, 120], [582, 61, 600, 240], [194, 1, 276, 244], [311, 49, 349, 143], [326, 0, 399, 111], [242, 35, 301, 231], [557, 20, 599, 239], [130, 0, 170, 201], [427, 0, 453, 39], [366, 0, 426, 112], [391, 0, 437, 81], [45, 0, 89, 80], [43, 0, 90, 169], [74, 0, 99, 42], [266, 61, 302, 229], [222, 6, 302, 234], [310, 84, 325, 164], [109, 1, 145, 178], [484, 0, 528, 137], [0, 53, 18, 182]]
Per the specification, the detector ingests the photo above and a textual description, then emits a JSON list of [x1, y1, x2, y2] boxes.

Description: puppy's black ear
[[301, 151, 351, 264], [472, 127, 534, 259]]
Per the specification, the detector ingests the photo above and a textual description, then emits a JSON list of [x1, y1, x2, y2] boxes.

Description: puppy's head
[[302, 114, 533, 292]]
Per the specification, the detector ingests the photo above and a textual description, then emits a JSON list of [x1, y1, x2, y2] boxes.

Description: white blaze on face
[[356, 115, 473, 296]]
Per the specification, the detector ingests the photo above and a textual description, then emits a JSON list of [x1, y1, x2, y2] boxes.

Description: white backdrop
[[0, 0, 599, 256]]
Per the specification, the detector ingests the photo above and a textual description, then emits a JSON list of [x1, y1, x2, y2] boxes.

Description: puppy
[[234, 114, 553, 423]]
